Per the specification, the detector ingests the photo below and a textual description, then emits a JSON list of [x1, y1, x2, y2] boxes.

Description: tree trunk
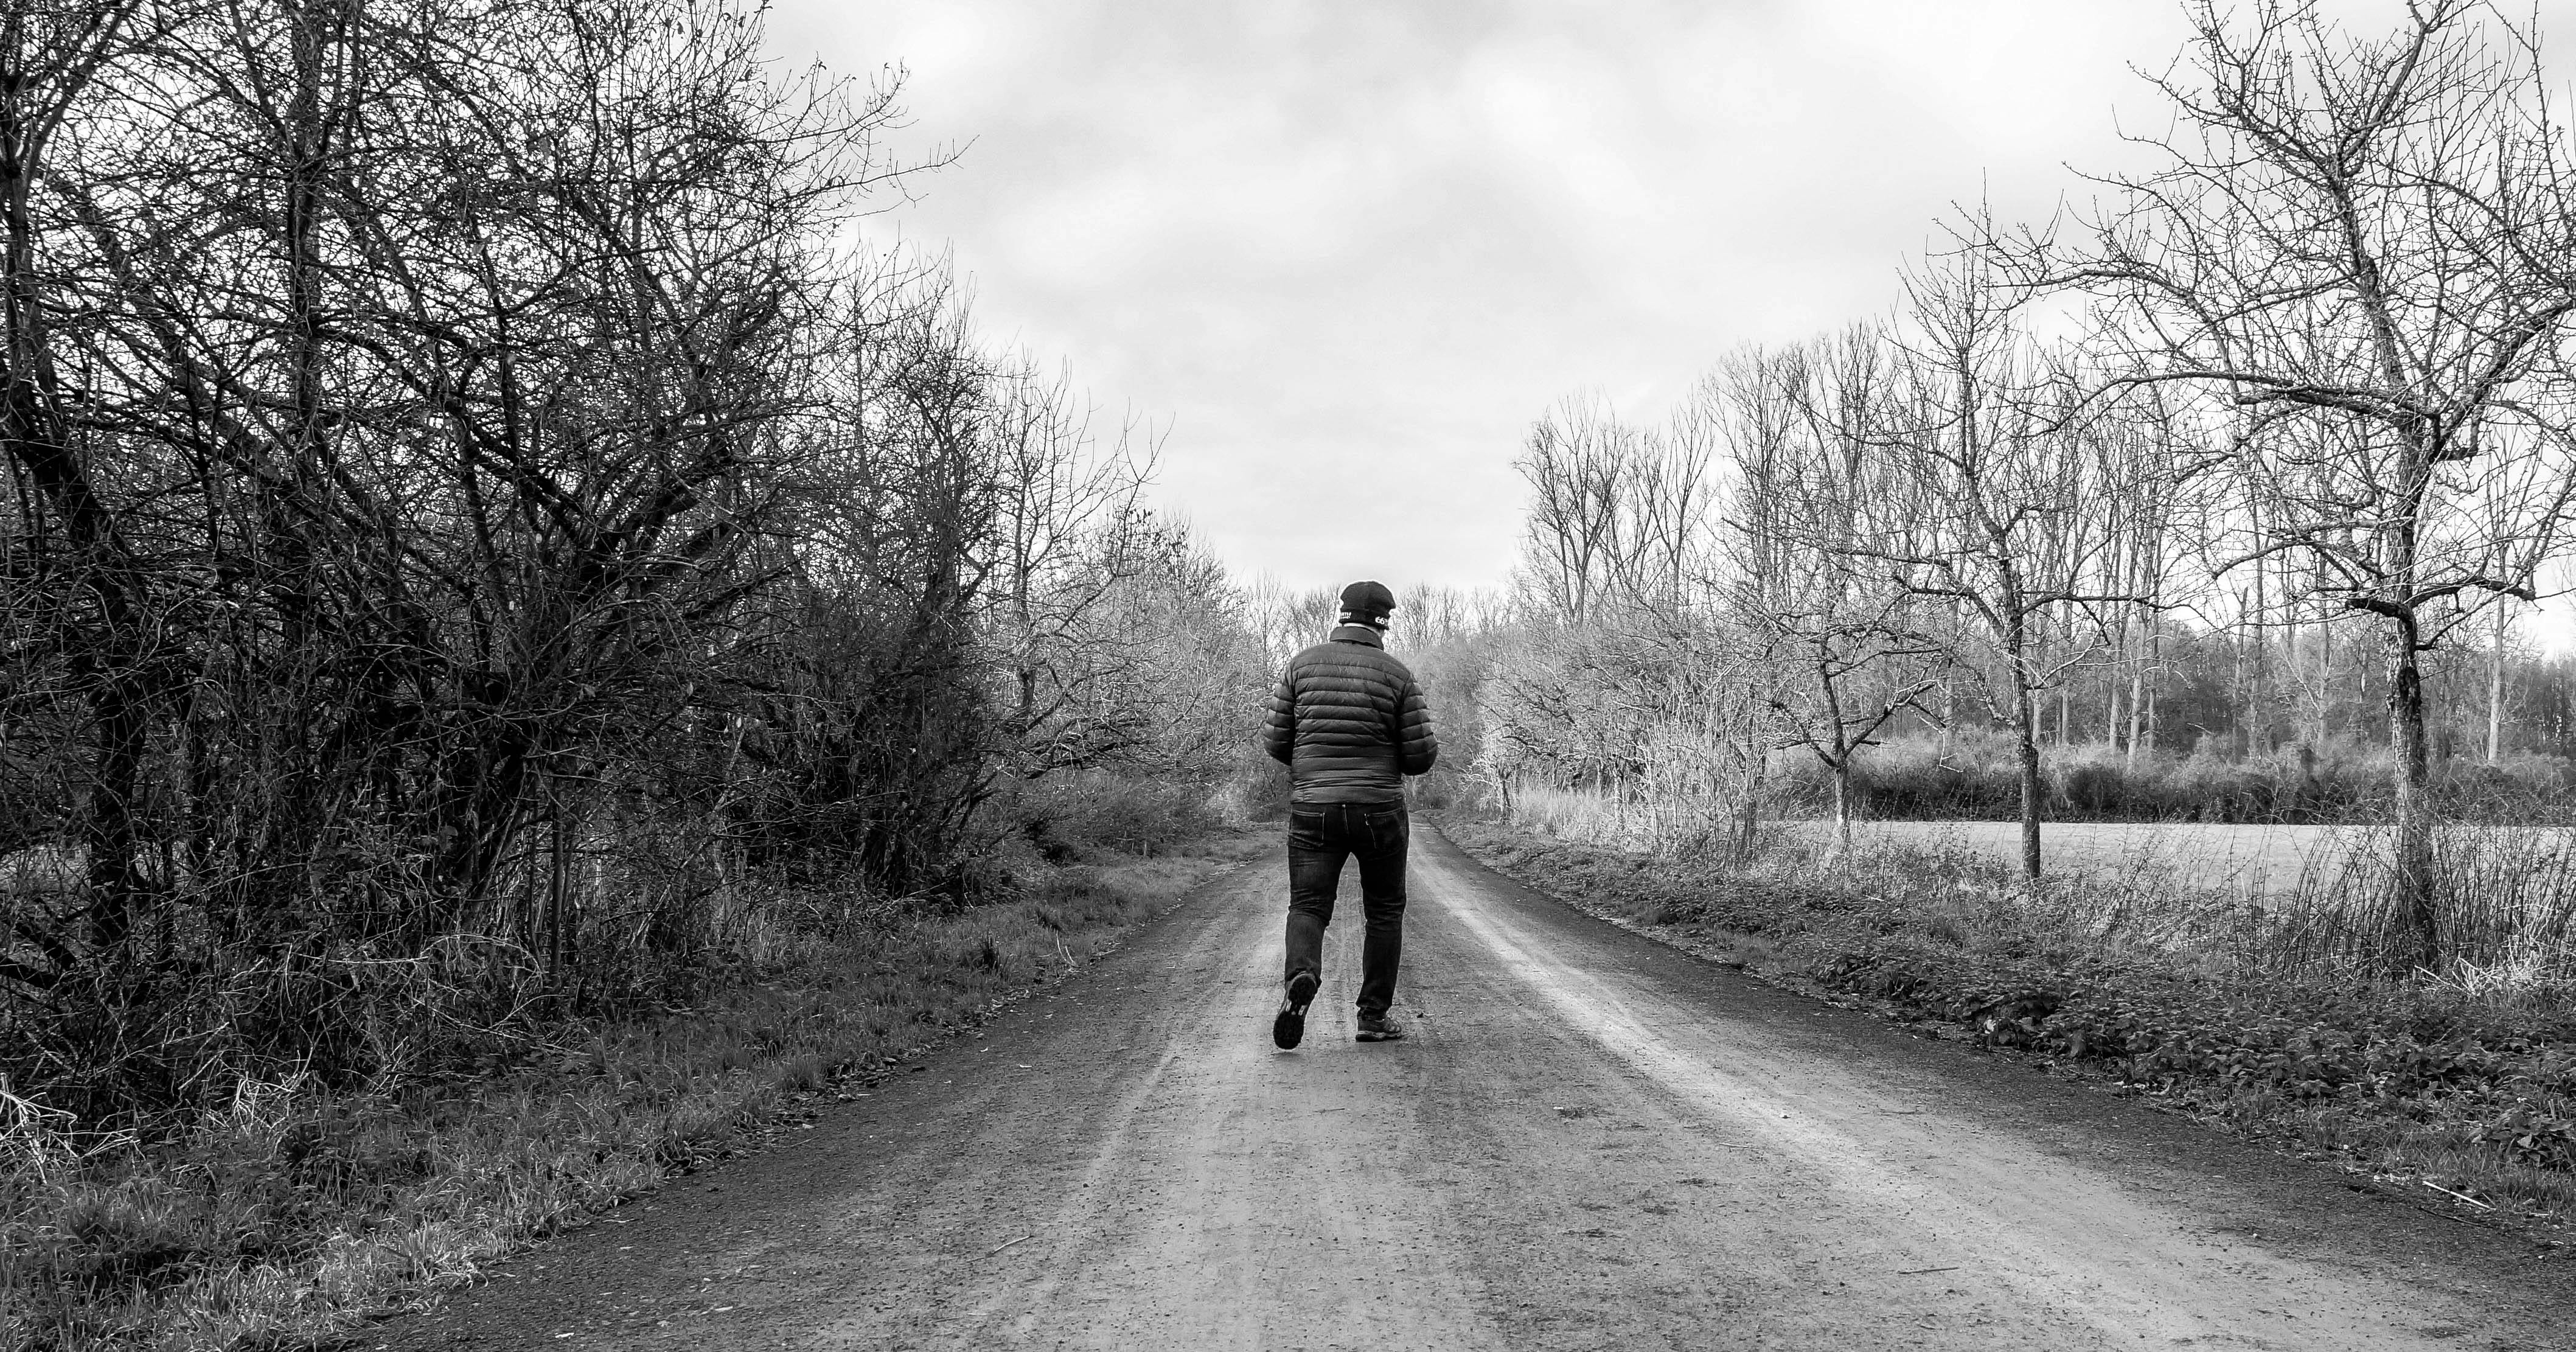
[[2004, 600, 2042, 880], [1820, 661, 1853, 856], [2145, 621, 2162, 756], [549, 782, 570, 981], [1829, 755, 1853, 855], [2251, 518, 2271, 756], [2106, 620, 2126, 753], [2105, 532, 2129, 750], [2286, 624, 2306, 748], [2317, 560, 2334, 745], [2230, 598, 2248, 758], [1938, 672, 1957, 759], [1735, 736, 1767, 861], [2016, 680, 2044, 880], [2, 51, 151, 950], [2126, 610, 2150, 768], [2380, 427, 2440, 973], [2487, 599, 2508, 763], [2389, 619, 2437, 972]]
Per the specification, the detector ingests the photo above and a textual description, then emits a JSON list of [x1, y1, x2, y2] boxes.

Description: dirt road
[[385, 826, 2574, 1350]]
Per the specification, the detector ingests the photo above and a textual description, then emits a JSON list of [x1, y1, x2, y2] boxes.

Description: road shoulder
[[1427, 818, 2576, 1294]]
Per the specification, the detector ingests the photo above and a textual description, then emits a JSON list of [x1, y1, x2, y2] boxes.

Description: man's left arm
[[1261, 664, 1298, 765]]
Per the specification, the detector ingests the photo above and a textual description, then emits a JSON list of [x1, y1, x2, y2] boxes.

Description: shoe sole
[[1354, 1026, 1404, 1042], [1273, 972, 1320, 1049]]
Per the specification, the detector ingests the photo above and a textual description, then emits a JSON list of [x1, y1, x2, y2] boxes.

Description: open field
[[1812, 821, 2368, 893]]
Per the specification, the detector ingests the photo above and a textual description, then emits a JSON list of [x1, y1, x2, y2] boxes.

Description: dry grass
[[1817, 818, 2576, 922], [1806, 820, 2354, 894], [1501, 784, 1759, 861], [0, 843, 1246, 1351]]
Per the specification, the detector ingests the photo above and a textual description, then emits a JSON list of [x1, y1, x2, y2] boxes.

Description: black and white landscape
[[5, 2, 2576, 1347]]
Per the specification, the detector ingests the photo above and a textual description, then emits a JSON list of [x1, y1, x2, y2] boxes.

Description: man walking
[[1261, 580, 1438, 1048]]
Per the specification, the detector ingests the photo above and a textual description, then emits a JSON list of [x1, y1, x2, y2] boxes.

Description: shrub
[[1003, 771, 1227, 864]]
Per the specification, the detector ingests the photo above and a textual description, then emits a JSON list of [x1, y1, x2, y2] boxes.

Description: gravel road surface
[[382, 825, 2575, 1350]]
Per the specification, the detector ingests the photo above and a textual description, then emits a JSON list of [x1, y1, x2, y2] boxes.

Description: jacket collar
[[1328, 623, 1385, 649]]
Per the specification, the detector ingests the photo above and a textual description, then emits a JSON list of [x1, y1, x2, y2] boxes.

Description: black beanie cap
[[1339, 579, 1396, 619]]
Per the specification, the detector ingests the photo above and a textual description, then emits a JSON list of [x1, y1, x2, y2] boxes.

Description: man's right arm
[[1261, 662, 1297, 765], [1396, 676, 1438, 776]]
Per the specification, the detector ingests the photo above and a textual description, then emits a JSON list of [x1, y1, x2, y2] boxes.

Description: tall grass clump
[[2245, 819, 2576, 993]]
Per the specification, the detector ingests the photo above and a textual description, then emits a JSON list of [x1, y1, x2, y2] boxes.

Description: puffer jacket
[[1261, 624, 1438, 804]]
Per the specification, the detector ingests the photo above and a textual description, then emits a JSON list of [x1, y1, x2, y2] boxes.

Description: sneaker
[[1354, 1011, 1405, 1042], [1273, 970, 1320, 1049]]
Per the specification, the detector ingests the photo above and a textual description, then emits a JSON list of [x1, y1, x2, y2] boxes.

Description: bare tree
[[1514, 395, 1637, 624], [0, 0, 953, 1044], [2045, 0, 2576, 965], [2095, 382, 2196, 767], [1716, 331, 1939, 854], [1, 0, 150, 951], [1515, 393, 1722, 624], [1086, 515, 1269, 779], [980, 364, 1156, 778], [1474, 613, 1772, 855], [1840, 241, 2139, 880], [748, 259, 1010, 895], [1242, 575, 1341, 668], [2485, 594, 2519, 762]]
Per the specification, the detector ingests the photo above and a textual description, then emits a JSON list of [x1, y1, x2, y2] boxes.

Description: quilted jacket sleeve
[[1395, 674, 1438, 776], [1260, 664, 1297, 765]]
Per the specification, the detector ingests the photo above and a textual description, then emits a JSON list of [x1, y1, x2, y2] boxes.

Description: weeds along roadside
[[0, 776, 1261, 1352], [1442, 809, 2576, 1232]]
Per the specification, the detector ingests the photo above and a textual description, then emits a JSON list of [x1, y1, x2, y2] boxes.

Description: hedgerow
[[1762, 734, 2576, 825]]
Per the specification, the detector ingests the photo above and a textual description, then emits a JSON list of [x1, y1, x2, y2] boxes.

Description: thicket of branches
[[1467, 0, 2576, 975], [0, 0, 1263, 1123]]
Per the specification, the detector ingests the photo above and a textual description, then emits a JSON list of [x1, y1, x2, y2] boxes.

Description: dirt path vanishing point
[[383, 826, 2575, 1351]]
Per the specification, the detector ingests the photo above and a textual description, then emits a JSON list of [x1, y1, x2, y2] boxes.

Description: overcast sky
[[764, 0, 2576, 640]]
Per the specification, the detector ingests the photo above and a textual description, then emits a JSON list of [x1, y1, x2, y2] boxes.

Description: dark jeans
[[1283, 802, 1410, 1017]]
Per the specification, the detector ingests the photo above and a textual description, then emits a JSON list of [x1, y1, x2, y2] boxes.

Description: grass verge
[[2, 833, 1255, 1351], [1442, 815, 2576, 1245]]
